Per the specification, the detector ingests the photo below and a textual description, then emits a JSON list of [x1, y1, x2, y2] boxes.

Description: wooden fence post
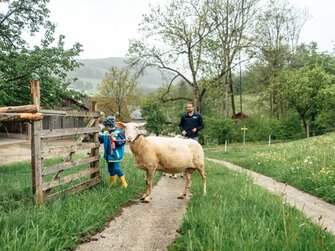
[[90, 101, 100, 179], [31, 80, 43, 204]]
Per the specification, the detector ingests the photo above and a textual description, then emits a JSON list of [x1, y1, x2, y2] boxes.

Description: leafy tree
[[205, 0, 260, 117], [127, 0, 213, 113], [140, 98, 167, 136], [0, 0, 84, 107], [315, 85, 335, 130], [252, 0, 307, 117], [279, 66, 333, 136], [293, 42, 335, 74], [95, 67, 139, 121]]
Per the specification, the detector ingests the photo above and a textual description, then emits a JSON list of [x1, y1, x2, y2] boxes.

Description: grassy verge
[[169, 161, 335, 251], [0, 154, 160, 251], [205, 133, 335, 204]]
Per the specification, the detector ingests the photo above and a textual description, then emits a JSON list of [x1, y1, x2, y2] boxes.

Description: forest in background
[[2, 0, 335, 145]]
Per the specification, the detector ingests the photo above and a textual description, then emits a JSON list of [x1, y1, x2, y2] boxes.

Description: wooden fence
[[0, 80, 101, 204]]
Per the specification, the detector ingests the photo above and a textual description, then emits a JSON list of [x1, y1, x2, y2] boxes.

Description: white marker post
[[241, 126, 248, 146]]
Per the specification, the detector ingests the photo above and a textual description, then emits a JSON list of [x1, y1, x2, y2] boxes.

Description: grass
[[169, 161, 335, 251], [2, 134, 335, 250], [0, 154, 160, 251], [205, 133, 335, 204]]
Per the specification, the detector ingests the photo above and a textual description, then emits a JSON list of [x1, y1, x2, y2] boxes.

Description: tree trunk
[[300, 114, 308, 137], [223, 73, 230, 118], [193, 86, 201, 113], [269, 92, 273, 117], [198, 94, 202, 114], [229, 70, 236, 116]]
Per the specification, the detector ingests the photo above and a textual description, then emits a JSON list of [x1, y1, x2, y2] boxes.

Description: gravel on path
[[76, 175, 190, 251]]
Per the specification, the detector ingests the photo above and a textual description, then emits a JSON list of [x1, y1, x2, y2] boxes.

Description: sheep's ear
[[136, 122, 146, 128], [115, 122, 126, 129]]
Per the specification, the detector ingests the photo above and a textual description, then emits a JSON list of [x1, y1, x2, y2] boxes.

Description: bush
[[275, 113, 305, 139], [233, 114, 304, 142], [197, 113, 305, 145], [234, 115, 276, 142], [202, 116, 237, 144]]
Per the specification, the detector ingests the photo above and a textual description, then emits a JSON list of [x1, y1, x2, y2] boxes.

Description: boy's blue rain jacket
[[98, 127, 126, 162]]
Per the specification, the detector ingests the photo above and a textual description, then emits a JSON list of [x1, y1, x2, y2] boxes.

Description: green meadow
[[169, 161, 335, 251], [1, 133, 335, 250], [205, 133, 335, 204], [0, 155, 158, 250]]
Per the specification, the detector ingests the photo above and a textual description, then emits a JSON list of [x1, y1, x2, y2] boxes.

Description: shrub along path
[[207, 158, 335, 235]]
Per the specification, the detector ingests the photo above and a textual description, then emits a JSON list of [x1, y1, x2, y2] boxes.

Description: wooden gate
[[1, 80, 101, 204]]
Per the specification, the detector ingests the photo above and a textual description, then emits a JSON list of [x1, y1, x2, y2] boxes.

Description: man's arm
[[197, 114, 204, 131], [179, 114, 185, 132]]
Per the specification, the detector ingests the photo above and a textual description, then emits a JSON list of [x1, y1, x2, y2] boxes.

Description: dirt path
[[0, 139, 31, 164], [207, 158, 335, 235], [76, 175, 190, 251]]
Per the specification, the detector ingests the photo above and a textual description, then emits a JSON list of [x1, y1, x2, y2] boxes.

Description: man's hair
[[187, 101, 194, 107]]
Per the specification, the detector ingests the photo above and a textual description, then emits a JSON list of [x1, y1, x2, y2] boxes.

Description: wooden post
[[241, 126, 248, 146], [31, 80, 43, 204], [0, 104, 38, 113], [90, 101, 100, 179]]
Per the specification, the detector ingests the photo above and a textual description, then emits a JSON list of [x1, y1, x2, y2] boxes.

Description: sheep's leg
[[140, 170, 150, 200], [140, 169, 154, 203], [197, 164, 207, 195], [177, 171, 191, 199]]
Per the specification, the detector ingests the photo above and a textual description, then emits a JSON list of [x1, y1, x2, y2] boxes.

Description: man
[[179, 101, 204, 142]]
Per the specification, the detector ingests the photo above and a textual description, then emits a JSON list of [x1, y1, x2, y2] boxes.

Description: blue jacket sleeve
[[115, 127, 126, 147], [98, 134, 104, 143]]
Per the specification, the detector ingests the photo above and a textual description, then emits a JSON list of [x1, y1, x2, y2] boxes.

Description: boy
[[98, 116, 127, 188]]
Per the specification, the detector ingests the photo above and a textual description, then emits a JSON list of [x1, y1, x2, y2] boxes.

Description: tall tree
[[0, 0, 83, 107], [127, 0, 213, 113], [95, 67, 138, 121], [205, 0, 260, 117], [279, 66, 333, 136], [252, 0, 307, 117]]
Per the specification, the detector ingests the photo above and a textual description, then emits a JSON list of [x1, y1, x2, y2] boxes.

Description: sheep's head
[[116, 122, 146, 143]]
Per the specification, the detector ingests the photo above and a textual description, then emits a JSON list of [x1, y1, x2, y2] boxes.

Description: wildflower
[[304, 156, 312, 165]]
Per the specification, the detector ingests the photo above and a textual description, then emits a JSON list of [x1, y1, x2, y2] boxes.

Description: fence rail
[[0, 79, 102, 204]]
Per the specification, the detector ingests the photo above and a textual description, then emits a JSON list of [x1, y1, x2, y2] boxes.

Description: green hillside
[[68, 57, 167, 95]]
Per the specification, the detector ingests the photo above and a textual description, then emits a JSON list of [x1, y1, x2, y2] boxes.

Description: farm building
[[232, 112, 249, 121], [0, 97, 92, 140]]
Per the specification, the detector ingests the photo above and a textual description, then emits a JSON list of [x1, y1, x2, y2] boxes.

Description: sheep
[[116, 122, 207, 203]]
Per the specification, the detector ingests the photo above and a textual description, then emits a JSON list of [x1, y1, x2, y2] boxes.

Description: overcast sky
[[46, 0, 334, 59]]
